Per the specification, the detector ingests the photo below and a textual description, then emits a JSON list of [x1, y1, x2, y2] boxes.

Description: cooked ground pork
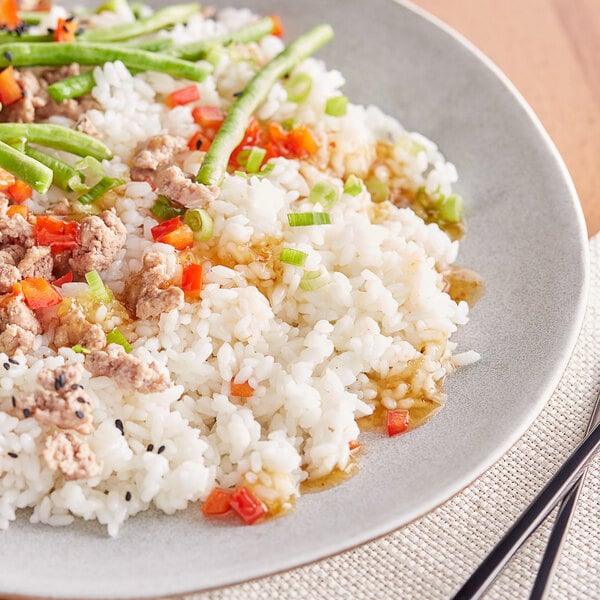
[[44, 430, 102, 481], [154, 165, 220, 208], [12, 363, 94, 434], [124, 252, 184, 320], [0, 245, 26, 264], [17, 246, 53, 279], [69, 210, 127, 277], [87, 344, 171, 393], [0, 198, 34, 248], [53, 299, 107, 350], [0, 324, 35, 356], [75, 114, 101, 137], [0, 294, 40, 355], [130, 134, 188, 182], [0, 263, 20, 294]]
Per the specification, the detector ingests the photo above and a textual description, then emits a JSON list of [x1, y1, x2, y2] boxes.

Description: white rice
[[0, 7, 479, 535]]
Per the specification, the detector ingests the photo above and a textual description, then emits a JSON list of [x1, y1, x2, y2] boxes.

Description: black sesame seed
[[157, 445, 166, 454], [54, 373, 66, 390], [77, 396, 86, 403], [47, 27, 55, 34], [23, 408, 30, 418], [125, 491, 132, 502], [146, 444, 154, 452], [8, 358, 18, 365], [3, 51, 12, 62], [8, 452, 17, 458], [75, 410, 84, 419], [3, 362, 10, 370], [71, 383, 84, 390], [65, 15, 75, 22], [11, 396, 16, 408], [62, 24, 69, 32], [115, 419, 124, 435], [195, 139, 203, 150], [233, 90, 243, 97], [21, 90, 26, 97]]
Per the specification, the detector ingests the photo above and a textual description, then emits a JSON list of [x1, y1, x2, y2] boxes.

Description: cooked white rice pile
[[0, 7, 478, 536]]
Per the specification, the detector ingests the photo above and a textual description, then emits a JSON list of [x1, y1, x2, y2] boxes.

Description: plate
[[0, 0, 588, 598]]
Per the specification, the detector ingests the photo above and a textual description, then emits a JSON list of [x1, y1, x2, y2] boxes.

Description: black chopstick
[[450, 418, 600, 600]]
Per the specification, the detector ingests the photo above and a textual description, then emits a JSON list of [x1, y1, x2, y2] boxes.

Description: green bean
[[169, 16, 275, 61], [79, 3, 200, 42], [127, 37, 174, 52], [0, 32, 53, 43], [24, 144, 82, 191], [0, 139, 53, 193], [196, 24, 334, 187], [0, 42, 210, 82], [0, 124, 112, 161], [18, 11, 46, 24], [78, 176, 124, 205], [47, 70, 96, 102]]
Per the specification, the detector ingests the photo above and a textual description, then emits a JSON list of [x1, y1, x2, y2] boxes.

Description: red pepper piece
[[191, 105, 226, 130], [230, 487, 266, 525], [6, 205, 27, 219], [187, 130, 212, 152], [230, 378, 255, 398], [21, 277, 62, 310], [0, 66, 22, 106], [181, 263, 203, 297], [35, 215, 80, 253], [54, 17, 77, 42], [165, 85, 200, 108], [7, 179, 33, 203], [269, 14, 284, 37], [386, 409, 410, 437], [201, 487, 233, 515], [52, 271, 73, 287], [0, 0, 21, 30]]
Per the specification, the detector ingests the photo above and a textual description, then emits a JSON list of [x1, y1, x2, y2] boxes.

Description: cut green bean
[[47, 70, 96, 102], [0, 42, 210, 82], [0, 124, 112, 161], [79, 3, 200, 42], [127, 37, 174, 52], [169, 15, 275, 61], [18, 11, 46, 24], [197, 24, 334, 187], [24, 144, 82, 191], [0, 139, 53, 193], [0, 32, 53, 43]]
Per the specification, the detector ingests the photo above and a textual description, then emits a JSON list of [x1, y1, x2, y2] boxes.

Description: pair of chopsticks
[[452, 389, 600, 599]]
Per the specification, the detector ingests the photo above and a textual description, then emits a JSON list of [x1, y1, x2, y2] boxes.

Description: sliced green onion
[[151, 195, 185, 221], [204, 44, 223, 68], [394, 133, 426, 157], [299, 269, 326, 291], [365, 176, 389, 204], [280, 248, 308, 266], [309, 181, 338, 210], [281, 117, 296, 131], [106, 327, 132, 353], [78, 176, 124, 205], [343, 174, 363, 197], [185, 208, 214, 242], [85, 270, 111, 304], [75, 156, 104, 184], [284, 73, 312, 103], [236, 146, 266, 173], [325, 95, 347, 117], [287, 212, 332, 226], [233, 162, 274, 179], [438, 193, 464, 223], [72, 344, 91, 354], [95, 0, 129, 13]]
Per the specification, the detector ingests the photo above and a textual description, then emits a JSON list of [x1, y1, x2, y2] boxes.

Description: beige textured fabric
[[191, 235, 600, 600]]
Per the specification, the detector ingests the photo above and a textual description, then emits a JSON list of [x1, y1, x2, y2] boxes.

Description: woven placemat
[[190, 235, 600, 600]]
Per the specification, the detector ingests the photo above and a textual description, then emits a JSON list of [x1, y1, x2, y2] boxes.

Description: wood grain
[[413, 0, 600, 236]]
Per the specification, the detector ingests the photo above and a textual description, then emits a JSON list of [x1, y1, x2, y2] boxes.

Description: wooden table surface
[[413, 0, 600, 237]]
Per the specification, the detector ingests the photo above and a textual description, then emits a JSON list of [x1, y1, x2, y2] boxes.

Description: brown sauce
[[443, 265, 485, 306], [300, 459, 360, 494]]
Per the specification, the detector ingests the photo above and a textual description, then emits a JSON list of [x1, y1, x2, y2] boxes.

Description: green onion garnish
[[299, 269, 326, 291], [72, 344, 91, 354], [365, 176, 389, 204], [280, 248, 308, 266], [281, 117, 297, 131], [343, 174, 363, 197], [284, 73, 312, 103], [325, 95, 348, 117], [394, 134, 426, 157], [151, 195, 185, 221], [78, 176, 124, 205], [438, 193, 464, 223], [204, 44, 223, 68], [185, 208, 214, 242], [287, 212, 332, 226], [236, 146, 266, 173], [106, 327, 132, 353], [75, 156, 104, 183], [85, 269, 111, 304], [309, 181, 338, 210]]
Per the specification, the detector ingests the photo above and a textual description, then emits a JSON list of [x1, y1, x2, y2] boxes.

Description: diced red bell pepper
[[230, 487, 266, 525], [35, 215, 80, 253], [348, 439, 361, 451], [286, 124, 320, 158], [187, 130, 212, 152], [230, 117, 266, 166], [7, 179, 33, 203], [6, 204, 27, 219], [192, 105, 226, 130], [151, 217, 193, 250], [54, 17, 77, 42], [165, 84, 200, 108], [0, 65, 22, 106], [181, 263, 203, 297], [0, 0, 21, 30], [20, 277, 62, 310], [269, 14, 284, 37], [52, 271, 73, 287], [230, 378, 255, 398], [386, 409, 410, 437], [201, 487, 233, 516]]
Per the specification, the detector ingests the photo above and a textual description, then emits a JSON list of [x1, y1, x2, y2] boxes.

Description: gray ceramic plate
[[1, 0, 588, 598]]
